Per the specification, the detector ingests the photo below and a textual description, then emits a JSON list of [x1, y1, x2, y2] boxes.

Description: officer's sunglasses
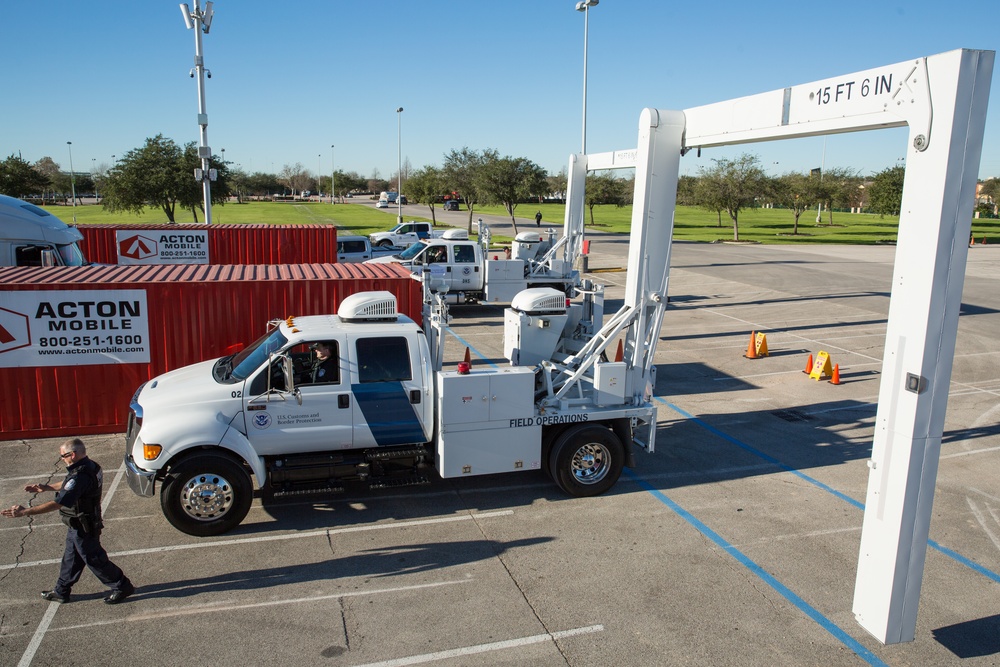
[[59, 451, 75, 459]]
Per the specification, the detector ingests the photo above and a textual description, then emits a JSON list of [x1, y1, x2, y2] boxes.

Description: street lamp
[[179, 0, 216, 224], [575, 0, 598, 154], [221, 147, 225, 164], [318, 154, 322, 199], [396, 107, 404, 224], [330, 145, 335, 204], [66, 141, 77, 223], [92, 158, 97, 201]]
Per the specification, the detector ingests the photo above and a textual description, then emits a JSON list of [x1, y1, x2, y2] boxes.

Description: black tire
[[160, 454, 253, 537], [377, 239, 393, 247], [548, 425, 624, 497]]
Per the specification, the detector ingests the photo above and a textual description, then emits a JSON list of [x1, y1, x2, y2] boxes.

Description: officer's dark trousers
[[55, 527, 128, 595]]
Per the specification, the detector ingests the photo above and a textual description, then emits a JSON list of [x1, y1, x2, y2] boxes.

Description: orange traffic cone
[[803, 354, 814, 375], [829, 364, 841, 385], [971, 233, 976, 247], [744, 331, 758, 359], [614, 340, 624, 362], [983, 237, 988, 245]]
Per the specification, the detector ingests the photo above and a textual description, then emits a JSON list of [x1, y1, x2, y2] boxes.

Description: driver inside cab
[[304, 341, 339, 385]]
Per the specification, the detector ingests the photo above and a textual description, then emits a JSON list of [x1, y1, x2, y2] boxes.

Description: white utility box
[[436, 366, 541, 477], [594, 361, 626, 405]]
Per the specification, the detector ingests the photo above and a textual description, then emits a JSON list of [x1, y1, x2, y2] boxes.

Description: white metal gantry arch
[[564, 48, 994, 645]]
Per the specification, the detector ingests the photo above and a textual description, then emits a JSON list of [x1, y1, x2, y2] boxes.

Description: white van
[[0, 194, 89, 266]]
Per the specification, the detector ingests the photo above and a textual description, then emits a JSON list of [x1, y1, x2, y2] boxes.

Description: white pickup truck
[[366, 227, 578, 304], [336, 235, 408, 263], [369, 221, 448, 248]]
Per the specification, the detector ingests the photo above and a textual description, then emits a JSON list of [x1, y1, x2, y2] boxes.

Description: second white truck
[[366, 226, 580, 304]]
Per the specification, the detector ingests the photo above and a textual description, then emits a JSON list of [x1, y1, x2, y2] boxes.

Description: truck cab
[[125, 292, 435, 536], [0, 194, 89, 267], [366, 229, 490, 293]]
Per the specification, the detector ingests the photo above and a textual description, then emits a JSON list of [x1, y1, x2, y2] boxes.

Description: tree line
[[3, 139, 997, 231]]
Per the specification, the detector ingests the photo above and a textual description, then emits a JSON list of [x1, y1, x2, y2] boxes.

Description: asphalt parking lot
[[2, 237, 999, 666]]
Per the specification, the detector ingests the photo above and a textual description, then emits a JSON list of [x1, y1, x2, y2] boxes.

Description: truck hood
[[365, 255, 407, 265], [136, 358, 243, 421]]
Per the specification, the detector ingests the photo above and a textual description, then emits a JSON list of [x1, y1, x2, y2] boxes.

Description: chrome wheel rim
[[179, 473, 234, 521], [571, 442, 611, 485]]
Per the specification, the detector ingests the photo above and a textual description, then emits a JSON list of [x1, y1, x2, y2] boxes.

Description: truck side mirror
[[40, 248, 58, 267], [281, 356, 302, 405]]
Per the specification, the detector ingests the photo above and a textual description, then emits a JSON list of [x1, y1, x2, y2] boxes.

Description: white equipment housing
[[524, 48, 991, 645]]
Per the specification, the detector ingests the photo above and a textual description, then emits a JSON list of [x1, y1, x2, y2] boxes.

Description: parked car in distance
[[443, 200, 460, 211], [398, 195, 408, 205], [376, 199, 389, 208]]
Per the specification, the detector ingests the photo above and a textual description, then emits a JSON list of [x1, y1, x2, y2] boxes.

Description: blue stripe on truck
[[352, 382, 426, 446]]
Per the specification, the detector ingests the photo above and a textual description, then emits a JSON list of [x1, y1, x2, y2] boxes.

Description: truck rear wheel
[[548, 425, 624, 497], [160, 454, 253, 536]]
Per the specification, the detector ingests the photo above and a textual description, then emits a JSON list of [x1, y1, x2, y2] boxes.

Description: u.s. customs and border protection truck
[[124, 106, 678, 537], [0, 194, 90, 267], [366, 223, 581, 305]]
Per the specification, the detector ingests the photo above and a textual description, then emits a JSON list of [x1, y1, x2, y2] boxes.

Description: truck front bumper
[[125, 454, 157, 497]]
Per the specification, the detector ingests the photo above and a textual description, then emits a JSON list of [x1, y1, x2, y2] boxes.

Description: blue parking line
[[655, 396, 1000, 585], [445, 327, 501, 369], [625, 469, 889, 667]]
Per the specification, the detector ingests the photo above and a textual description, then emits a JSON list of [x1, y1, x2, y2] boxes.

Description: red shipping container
[[76, 224, 338, 265], [0, 262, 421, 440]]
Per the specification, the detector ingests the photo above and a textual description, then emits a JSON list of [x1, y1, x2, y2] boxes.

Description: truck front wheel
[[548, 425, 624, 497], [160, 454, 253, 536], [377, 239, 393, 247]]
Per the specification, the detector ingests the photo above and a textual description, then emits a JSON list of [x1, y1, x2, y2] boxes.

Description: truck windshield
[[227, 328, 289, 382], [399, 242, 428, 260], [56, 243, 87, 267]]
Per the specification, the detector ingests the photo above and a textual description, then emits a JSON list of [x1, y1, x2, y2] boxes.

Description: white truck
[[369, 221, 448, 248], [0, 194, 90, 267], [122, 108, 675, 536], [336, 235, 408, 263], [366, 226, 580, 304]]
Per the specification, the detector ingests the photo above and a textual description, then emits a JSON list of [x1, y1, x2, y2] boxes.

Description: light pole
[[92, 158, 97, 201], [179, 1, 216, 224], [331, 145, 335, 204], [318, 154, 322, 199], [575, 0, 598, 154], [221, 147, 225, 165], [396, 107, 404, 224], [66, 141, 77, 223]]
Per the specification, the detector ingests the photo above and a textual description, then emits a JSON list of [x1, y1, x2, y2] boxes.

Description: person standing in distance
[[1, 438, 135, 605], [535, 210, 543, 227]]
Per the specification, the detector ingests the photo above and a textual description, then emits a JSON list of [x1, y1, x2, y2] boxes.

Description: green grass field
[[46, 200, 999, 246]]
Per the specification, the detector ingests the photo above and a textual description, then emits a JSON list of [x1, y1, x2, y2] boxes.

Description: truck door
[[350, 335, 430, 447], [450, 243, 482, 291], [243, 338, 353, 454]]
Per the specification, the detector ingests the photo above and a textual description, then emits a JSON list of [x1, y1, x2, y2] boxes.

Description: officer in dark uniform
[[308, 341, 339, 384], [2, 438, 135, 605]]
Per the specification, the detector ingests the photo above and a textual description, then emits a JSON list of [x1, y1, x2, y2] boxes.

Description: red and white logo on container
[[119, 234, 158, 260], [0, 306, 31, 355]]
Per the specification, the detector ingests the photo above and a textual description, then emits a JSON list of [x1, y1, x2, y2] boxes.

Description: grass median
[[46, 200, 998, 246]]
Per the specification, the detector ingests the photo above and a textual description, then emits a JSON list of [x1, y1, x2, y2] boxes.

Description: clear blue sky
[[2, 1, 997, 182]]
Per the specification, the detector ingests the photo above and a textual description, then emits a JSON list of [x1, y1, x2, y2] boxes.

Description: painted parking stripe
[[444, 327, 500, 369], [45, 579, 472, 633], [0, 510, 514, 571], [657, 397, 1000, 586], [348, 624, 604, 667], [625, 469, 888, 667]]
